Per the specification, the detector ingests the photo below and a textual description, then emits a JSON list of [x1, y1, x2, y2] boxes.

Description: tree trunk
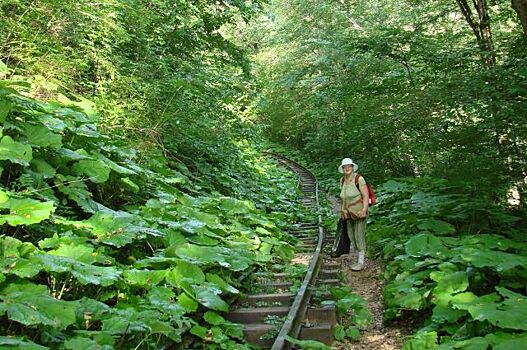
[[512, 0, 527, 36], [455, 0, 496, 66]]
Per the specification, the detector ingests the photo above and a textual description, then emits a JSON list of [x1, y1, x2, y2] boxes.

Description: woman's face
[[343, 164, 354, 174]]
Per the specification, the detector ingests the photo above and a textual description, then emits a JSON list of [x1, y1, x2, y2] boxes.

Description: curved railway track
[[226, 154, 338, 349]]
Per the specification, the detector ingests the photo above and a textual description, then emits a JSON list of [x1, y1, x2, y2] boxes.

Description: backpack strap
[[354, 174, 361, 191], [342, 174, 362, 191]]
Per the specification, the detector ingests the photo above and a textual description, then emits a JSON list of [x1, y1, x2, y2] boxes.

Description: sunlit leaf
[[37, 254, 121, 286], [0, 197, 55, 226], [123, 269, 166, 286], [430, 271, 468, 296], [0, 136, 32, 166], [402, 331, 438, 350], [177, 292, 198, 312], [204, 311, 225, 326], [453, 248, 527, 272], [57, 148, 91, 161], [190, 325, 208, 338], [48, 243, 96, 264], [405, 233, 447, 258], [166, 261, 205, 286], [174, 243, 253, 271], [1, 257, 42, 278], [0, 282, 77, 329]]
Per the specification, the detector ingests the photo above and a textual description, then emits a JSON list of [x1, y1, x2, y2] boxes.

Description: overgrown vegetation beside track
[[0, 75, 309, 349], [369, 178, 527, 349]]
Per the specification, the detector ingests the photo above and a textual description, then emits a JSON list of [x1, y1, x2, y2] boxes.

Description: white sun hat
[[338, 158, 358, 173]]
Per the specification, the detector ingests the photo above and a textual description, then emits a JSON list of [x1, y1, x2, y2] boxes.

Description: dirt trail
[[328, 195, 407, 350]]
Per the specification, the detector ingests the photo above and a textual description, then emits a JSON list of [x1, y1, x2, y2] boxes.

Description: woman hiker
[[338, 158, 369, 271]]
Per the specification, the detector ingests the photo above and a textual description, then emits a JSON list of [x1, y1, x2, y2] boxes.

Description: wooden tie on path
[[225, 155, 338, 349]]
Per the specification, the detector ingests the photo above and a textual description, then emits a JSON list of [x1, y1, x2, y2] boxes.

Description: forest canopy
[[243, 0, 527, 210]]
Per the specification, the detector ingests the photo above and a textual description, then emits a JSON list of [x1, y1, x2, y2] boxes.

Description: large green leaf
[[438, 337, 488, 350], [73, 159, 111, 183], [218, 197, 254, 214], [55, 176, 99, 213], [0, 136, 32, 166], [1, 257, 42, 277], [174, 243, 253, 271], [192, 284, 229, 311], [48, 243, 99, 264], [0, 337, 49, 350], [177, 292, 198, 312], [430, 271, 468, 296], [417, 219, 455, 235], [0, 196, 55, 226], [206, 273, 239, 294], [284, 335, 330, 349], [486, 332, 527, 350], [405, 233, 447, 258], [392, 291, 424, 310], [147, 287, 187, 315], [453, 248, 527, 272], [431, 303, 467, 324], [0, 189, 8, 204], [0, 282, 77, 329], [1, 236, 36, 258], [37, 253, 121, 286], [24, 124, 62, 149], [123, 269, 166, 286], [39, 115, 67, 132], [30, 159, 56, 178], [98, 154, 136, 175], [452, 290, 527, 330], [166, 261, 205, 286], [84, 211, 141, 247], [204, 311, 225, 326], [57, 148, 91, 161], [0, 99, 11, 123], [64, 337, 113, 350], [402, 331, 438, 350]]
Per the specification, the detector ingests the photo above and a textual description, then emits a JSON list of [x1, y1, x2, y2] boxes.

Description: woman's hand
[[358, 208, 368, 218]]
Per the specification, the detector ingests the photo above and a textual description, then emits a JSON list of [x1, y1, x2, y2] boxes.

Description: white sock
[[358, 251, 365, 265]]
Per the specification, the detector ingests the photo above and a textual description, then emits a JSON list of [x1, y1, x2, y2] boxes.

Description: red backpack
[[340, 174, 376, 206]]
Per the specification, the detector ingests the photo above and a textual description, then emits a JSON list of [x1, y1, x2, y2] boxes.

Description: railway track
[[225, 155, 338, 349]]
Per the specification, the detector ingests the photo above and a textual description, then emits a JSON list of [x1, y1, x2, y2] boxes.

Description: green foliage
[[0, 79, 304, 348], [322, 286, 372, 343], [369, 177, 527, 348], [284, 335, 330, 350]]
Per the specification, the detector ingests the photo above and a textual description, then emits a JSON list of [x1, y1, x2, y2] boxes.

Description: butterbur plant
[[369, 178, 527, 349], [0, 77, 302, 349]]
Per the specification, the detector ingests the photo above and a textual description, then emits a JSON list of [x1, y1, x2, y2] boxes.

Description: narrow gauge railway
[[225, 155, 339, 349]]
